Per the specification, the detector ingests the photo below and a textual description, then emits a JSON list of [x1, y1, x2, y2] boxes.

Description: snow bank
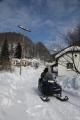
[[0, 72, 19, 106], [0, 65, 45, 107], [57, 75, 80, 96]]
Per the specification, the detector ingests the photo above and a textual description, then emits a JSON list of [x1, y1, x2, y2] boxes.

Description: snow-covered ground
[[0, 65, 80, 120]]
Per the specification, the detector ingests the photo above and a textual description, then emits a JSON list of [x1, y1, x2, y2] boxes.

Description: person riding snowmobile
[[38, 67, 62, 96]]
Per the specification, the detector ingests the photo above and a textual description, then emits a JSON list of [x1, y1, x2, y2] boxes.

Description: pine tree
[[1, 38, 11, 70], [15, 42, 22, 59]]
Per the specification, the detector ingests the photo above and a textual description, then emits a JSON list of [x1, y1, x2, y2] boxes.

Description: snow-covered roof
[[11, 58, 21, 62], [55, 46, 80, 59], [31, 58, 40, 63], [21, 58, 29, 61]]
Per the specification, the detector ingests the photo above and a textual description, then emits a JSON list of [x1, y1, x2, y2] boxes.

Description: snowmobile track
[[40, 96, 50, 102], [40, 95, 69, 102], [55, 96, 69, 102]]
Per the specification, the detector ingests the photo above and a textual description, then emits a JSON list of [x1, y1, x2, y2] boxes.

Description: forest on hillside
[[0, 32, 50, 61]]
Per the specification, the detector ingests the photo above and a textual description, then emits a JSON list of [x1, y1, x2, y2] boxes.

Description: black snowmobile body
[[38, 78, 62, 96], [38, 78, 68, 102]]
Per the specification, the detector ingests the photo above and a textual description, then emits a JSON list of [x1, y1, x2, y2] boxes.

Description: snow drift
[[57, 75, 80, 96]]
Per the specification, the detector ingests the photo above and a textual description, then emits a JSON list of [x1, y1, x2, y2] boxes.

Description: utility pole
[[17, 25, 31, 75]]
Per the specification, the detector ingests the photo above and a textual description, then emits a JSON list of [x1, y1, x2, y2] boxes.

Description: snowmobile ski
[[55, 95, 69, 101], [40, 96, 50, 102]]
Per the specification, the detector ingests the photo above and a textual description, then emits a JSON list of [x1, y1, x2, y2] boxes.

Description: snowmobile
[[38, 78, 69, 102]]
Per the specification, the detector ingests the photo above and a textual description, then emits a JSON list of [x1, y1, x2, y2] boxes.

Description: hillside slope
[[0, 32, 50, 60]]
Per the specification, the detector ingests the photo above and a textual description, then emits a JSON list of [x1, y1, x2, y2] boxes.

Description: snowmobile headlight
[[48, 80, 54, 83]]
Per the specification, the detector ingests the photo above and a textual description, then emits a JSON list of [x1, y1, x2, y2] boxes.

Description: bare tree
[[65, 25, 80, 46]]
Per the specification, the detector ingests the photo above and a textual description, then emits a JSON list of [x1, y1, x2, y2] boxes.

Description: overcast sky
[[0, 0, 80, 46]]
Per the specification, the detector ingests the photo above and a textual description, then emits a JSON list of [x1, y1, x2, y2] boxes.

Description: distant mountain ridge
[[0, 32, 50, 61]]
